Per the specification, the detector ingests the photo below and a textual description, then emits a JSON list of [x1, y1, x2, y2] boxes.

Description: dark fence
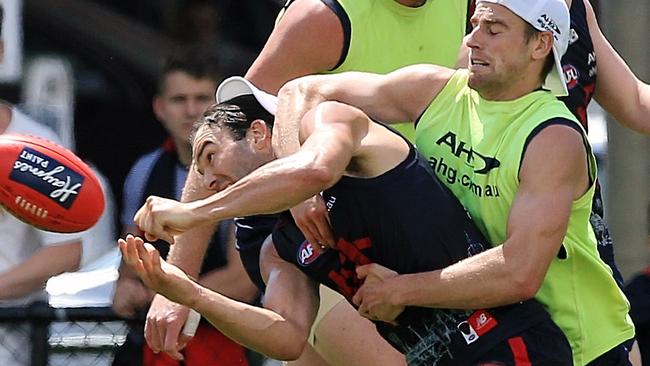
[[0, 302, 129, 366]]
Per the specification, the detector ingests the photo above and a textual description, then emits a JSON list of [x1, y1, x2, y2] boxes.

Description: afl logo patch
[[563, 64, 579, 90], [297, 241, 324, 266]]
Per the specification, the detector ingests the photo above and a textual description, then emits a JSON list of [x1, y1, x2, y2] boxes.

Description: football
[[0, 134, 105, 233]]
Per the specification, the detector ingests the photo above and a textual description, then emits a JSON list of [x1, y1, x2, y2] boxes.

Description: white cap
[[216, 76, 278, 115], [477, 0, 570, 96]]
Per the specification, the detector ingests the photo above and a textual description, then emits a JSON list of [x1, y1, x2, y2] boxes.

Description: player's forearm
[[193, 152, 335, 225], [0, 241, 81, 300], [198, 267, 258, 303], [190, 284, 308, 360], [391, 244, 537, 309]]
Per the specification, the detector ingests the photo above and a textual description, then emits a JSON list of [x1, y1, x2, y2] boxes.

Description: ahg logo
[[10, 147, 84, 209], [435, 131, 500, 174]]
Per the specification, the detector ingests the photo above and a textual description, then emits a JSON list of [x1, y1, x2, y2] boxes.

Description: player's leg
[[312, 287, 407, 366], [284, 344, 331, 366]]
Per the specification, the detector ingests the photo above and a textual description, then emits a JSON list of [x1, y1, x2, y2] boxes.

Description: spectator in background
[[0, 100, 83, 366], [111, 46, 258, 366], [177, 0, 257, 77], [144, 1, 474, 365], [0, 6, 84, 365]]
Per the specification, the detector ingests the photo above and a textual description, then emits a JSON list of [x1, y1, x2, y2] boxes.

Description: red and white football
[[0, 134, 105, 233]]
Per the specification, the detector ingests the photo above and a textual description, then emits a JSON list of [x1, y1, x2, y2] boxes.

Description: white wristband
[[181, 309, 201, 337]]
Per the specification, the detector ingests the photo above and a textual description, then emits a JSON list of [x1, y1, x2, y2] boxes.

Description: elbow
[[509, 269, 544, 301], [265, 341, 306, 361], [296, 162, 339, 191], [275, 346, 304, 361], [279, 76, 326, 102]]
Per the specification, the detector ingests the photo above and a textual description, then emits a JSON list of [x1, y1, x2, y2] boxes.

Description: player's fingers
[[117, 238, 129, 262], [123, 236, 145, 275], [355, 264, 371, 279], [144, 231, 159, 242], [142, 243, 163, 276], [352, 287, 364, 307], [178, 333, 192, 351], [133, 205, 145, 227], [296, 221, 319, 249], [314, 216, 336, 248], [150, 246, 163, 273], [135, 239, 153, 273], [163, 319, 185, 361], [144, 316, 162, 354], [159, 229, 175, 245]]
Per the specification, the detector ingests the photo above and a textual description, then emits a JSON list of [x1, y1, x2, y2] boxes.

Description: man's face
[[154, 71, 216, 145], [466, 3, 536, 98], [192, 124, 268, 192]]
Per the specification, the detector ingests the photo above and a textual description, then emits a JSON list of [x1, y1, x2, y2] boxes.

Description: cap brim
[[543, 46, 569, 97], [216, 76, 278, 115]]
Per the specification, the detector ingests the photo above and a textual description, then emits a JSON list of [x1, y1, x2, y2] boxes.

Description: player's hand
[[119, 235, 199, 307], [353, 263, 403, 324], [111, 277, 154, 318], [145, 295, 193, 361], [290, 195, 336, 248], [119, 235, 198, 360], [134, 196, 204, 244]]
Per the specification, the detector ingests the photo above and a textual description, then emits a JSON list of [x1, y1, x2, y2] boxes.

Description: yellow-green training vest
[[278, 0, 469, 142], [416, 70, 635, 365]]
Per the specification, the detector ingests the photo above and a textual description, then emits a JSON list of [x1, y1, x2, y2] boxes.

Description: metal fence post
[[29, 301, 51, 366]]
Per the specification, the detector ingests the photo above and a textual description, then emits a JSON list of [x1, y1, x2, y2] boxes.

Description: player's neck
[[395, 0, 427, 7]]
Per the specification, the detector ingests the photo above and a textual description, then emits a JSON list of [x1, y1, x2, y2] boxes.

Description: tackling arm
[[355, 125, 590, 311]]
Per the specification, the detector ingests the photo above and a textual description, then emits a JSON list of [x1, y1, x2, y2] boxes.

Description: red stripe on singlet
[[508, 337, 532, 366]]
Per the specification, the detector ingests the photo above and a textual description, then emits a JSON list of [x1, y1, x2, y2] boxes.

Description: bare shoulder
[[246, 0, 342, 91], [520, 123, 588, 186], [525, 123, 587, 159]]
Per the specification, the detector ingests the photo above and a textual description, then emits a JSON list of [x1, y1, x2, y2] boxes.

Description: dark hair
[[193, 94, 275, 141], [157, 45, 221, 93], [523, 23, 555, 81]]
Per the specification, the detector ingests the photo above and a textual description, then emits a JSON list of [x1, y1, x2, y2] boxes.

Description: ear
[[531, 32, 554, 62], [248, 119, 273, 150], [152, 95, 165, 123]]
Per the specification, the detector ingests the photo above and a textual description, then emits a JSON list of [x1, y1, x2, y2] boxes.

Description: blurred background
[[0, 0, 648, 365]]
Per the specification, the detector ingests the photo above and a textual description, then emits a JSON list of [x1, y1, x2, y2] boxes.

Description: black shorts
[[586, 340, 634, 366], [471, 318, 573, 366]]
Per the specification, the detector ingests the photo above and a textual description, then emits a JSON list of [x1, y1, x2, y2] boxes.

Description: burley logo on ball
[[10, 147, 84, 209]]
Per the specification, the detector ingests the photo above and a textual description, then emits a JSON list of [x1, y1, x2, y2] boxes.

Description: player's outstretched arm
[[588, 0, 650, 135], [273, 64, 452, 159], [182, 102, 371, 228], [120, 234, 318, 361]]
